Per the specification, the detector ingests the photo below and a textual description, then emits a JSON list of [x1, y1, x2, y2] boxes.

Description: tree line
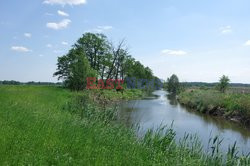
[[54, 33, 159, 91], [0, 80, 62, 86], [165, 74, 231, 94]]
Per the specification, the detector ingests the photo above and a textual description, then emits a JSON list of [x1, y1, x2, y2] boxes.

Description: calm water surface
[[117, 90, 250, 154]]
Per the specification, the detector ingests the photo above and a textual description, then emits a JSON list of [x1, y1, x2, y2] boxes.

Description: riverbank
[[0, 85, 249, 165], [178, 89, 250, 127], [87, 88, 146, 105]]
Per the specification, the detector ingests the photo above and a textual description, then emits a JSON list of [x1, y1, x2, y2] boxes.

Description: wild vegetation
[[216, 75, 230, 93], [178, 88, 250, 126], [163, 74, 250, 127], [177, 76, 250, 127], [1, 85, 250, 165], [2, 31, 250, 165], [54, 33, 158, 91], [165, 74, 181, 94]]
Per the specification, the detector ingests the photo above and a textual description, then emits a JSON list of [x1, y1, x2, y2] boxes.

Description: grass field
[[229, 87, 250, 94], [0, 85, 249, 165], [178, 89, 250, 126]]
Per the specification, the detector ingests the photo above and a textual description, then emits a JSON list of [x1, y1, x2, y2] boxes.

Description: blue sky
[[1, 0, 250, 83]]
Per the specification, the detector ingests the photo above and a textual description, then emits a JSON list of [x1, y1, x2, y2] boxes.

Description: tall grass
[[0, 85, 249, 165], [178, 89, 250, 125]]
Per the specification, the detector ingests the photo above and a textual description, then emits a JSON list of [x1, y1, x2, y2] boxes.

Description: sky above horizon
[[1, 0, 250, 83]]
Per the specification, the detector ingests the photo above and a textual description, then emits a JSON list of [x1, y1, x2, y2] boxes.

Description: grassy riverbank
[[0, 85, 249, 165], [87, 88, 146, 104], [178, 89, 250, 126]]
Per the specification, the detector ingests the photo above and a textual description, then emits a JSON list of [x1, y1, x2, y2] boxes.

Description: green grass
[[178, 89, 250, 125], [0, 85, 249, 165], [88, 88, 145, 102]]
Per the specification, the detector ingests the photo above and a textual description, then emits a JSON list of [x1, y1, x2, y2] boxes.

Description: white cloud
[[61, 41, 68, 45], [43, 0, 86, 6], [24, 33, 32, 38], [244, 40, 250, 46], [46, 44, 53, 48], [220, 26, 232, 34], [57, 10, 69, 17], [11, 46, 32, 52], [46, 19, 71, 30], [161, 49, 187, 56], [86, 26, 113, 33]]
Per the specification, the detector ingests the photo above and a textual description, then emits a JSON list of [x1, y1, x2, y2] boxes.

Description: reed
[[0, 85, 249, 165]]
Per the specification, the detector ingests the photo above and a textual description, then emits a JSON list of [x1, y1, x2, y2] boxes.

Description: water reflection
[[166, 94, 178, 106], [117, 90, 250, 154]]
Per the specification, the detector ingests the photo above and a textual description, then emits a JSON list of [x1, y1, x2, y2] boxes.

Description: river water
[[117, 90, 250, 155]]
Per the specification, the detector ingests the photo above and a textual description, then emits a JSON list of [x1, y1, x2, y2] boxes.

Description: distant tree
[[166, 74, 180, 94], [54, 48, 97, 91], [153, 77, 163, 90], [217, 75, 230, 93], [2, 80, 21, 85]]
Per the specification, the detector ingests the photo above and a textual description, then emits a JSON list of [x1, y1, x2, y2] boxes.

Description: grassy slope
[[0, 86, 150, 165], [178, 89, 250, 126], [0, 86, 248, 165]]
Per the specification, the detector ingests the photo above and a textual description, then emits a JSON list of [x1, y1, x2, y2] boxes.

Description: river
[[117, 90, 250, 155]]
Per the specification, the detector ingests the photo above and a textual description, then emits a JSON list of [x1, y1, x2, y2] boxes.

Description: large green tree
[[74, 33, 111, 79], [74, 33, 154, 81], [55, 32, 156, 90], [166, 74, 180, 94], [54, 48, 97, 91]]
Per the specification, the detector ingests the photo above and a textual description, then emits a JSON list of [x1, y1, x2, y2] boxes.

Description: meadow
[[0, 85, 249, 165], [178, 88, 250, 126]]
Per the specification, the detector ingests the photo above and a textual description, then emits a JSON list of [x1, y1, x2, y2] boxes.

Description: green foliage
[[166, 74, 181, 94], [217, 75, 230, 93], [125, 60, 154, 80], [0, 80, 21, 85], [91, 89, 145, 101], [74, 33, 111, 79], [54, 48, 97, 91], [55, 32, 156, 91], [0, 80, 62, 86], [0, 86, 249, 165], [178, 89, 250, 123], [0, 86, 148, 165]]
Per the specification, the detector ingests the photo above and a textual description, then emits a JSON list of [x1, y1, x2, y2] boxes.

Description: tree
[[54, 48, 97, 91], [166, 74, 180, 94], [217, 75, 230, 93], [55, 32, 156, 90], [105, 40, 127, 81], [74, 33, 111, 79]]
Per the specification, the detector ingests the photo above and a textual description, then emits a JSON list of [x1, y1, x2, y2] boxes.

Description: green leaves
[[54, 32, 156, 91], [166, 74, 181, 94], [54, 48, 97, 91], [217, 75, 230, 93]]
